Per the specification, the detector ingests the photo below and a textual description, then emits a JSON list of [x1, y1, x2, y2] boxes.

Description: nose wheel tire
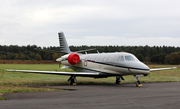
[[133, 75, 142, 87], [135, 83, 143, 87]]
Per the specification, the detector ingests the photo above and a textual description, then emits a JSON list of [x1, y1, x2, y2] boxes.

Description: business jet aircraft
[[5, 32, 177, 87]]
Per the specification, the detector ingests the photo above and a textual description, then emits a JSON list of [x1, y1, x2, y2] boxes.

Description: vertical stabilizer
[[58, 32, 71, 54]]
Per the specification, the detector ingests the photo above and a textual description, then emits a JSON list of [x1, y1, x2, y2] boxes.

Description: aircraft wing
[[5, 69, 99, 76], [150, 67, 177, 72]]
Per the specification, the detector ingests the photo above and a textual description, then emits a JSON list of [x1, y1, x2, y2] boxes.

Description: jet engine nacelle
[[68, 53, 80, 65]]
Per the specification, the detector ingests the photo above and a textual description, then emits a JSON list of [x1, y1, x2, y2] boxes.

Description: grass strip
[[0, 86, 64, 100]]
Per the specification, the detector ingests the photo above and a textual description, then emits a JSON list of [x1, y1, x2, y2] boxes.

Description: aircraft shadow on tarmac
[[25, 83, 145, 91]]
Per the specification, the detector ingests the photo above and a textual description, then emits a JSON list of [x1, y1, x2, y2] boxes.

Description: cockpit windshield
[[125, 55, 135, 61]]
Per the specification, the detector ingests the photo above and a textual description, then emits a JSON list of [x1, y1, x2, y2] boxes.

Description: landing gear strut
[[116, 76, 124, 84], [67, 75, 77, 85], [133, 75, 142, 87]]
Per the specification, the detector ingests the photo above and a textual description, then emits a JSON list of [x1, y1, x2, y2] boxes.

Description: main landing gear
[[67, 75, 77, 85], [133, 75, 142, 87], [116, 76, 124, 84]]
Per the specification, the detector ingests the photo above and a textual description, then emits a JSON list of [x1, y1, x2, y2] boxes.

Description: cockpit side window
[[125, 55, 135, 61]]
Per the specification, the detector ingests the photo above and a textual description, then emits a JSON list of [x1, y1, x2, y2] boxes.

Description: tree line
[[0, 45, 180, 64]]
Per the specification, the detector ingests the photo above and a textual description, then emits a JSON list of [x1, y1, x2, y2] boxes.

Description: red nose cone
[[68, 53, 80, 65]]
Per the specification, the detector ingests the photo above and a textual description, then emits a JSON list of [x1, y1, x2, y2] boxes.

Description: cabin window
[[120, 56, 124, 61], [91, 57, 93, 61], [94, 57, 97, 61], [117, 56, 124, 61], [108, 57, 110, 62], [85, 57, 87, 61], [117, 57, 120, 61], [86, 57, 89, 60], [103, 57, 107, 62], [125, 55, 135, 61], [99, 58, 102, 62]]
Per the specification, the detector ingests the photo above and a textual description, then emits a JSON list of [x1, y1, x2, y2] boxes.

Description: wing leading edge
[[150, 67, 177, 72], [5, 69, 99, 76]]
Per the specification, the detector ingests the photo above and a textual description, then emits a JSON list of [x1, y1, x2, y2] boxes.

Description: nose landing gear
[[133, 75, 142, 87]]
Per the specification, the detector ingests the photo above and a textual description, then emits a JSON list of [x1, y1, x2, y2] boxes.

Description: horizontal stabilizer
[[150, 67, 177, 72], [5, 69, 99, 76], [75, 48, 96, 53], [34, 48, 62, 53]]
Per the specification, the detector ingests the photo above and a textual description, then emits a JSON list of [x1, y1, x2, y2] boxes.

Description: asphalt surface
[[1, 82, 180, 109]]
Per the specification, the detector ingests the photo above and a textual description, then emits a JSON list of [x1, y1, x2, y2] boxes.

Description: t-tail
[[59, 32, 96, 54], [58, 32, 71, 54]]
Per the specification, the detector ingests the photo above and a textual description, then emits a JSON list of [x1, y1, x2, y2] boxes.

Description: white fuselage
[[59, 52, 150, 77]]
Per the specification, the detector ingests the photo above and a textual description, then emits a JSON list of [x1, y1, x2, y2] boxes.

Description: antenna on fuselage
[[97, 50, 99, 54]]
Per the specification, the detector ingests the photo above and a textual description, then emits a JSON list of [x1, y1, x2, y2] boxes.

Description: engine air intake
[[68, 53, 80, 65]]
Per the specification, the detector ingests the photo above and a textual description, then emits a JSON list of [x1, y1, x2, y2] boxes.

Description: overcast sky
[[0, 0, 180, 47]]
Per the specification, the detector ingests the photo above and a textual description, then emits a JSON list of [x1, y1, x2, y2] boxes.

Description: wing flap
[[5, 69, 99, 76], [150, 67, 177, 72]]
